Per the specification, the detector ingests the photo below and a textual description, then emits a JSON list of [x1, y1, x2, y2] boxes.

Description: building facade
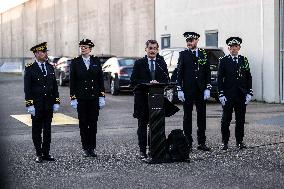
[[155, 0, 283, 103], [0, 0, 283, 103]]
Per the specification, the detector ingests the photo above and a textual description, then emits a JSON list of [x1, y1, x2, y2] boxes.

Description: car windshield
[[118, 58, 135, 66], [206, 49, 225, 70]]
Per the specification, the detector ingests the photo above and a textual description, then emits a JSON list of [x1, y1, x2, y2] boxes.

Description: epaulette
[[219, 55, 226, 60], [25, 62, 34, 68]]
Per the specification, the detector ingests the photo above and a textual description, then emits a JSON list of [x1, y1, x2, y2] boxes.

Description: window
[[205, 30, 218, 47], [161, 34, 171, 49]]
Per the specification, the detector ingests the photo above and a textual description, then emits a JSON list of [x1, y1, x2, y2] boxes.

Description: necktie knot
[[192, 50, 196, 56], [41, 63, 46, 76]]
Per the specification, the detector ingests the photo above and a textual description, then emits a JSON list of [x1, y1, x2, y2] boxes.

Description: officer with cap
[[177, 32, 212, 151], [218, 37, 253, 150], [70, 39, 105, 157], [24, 42, 60, 163]]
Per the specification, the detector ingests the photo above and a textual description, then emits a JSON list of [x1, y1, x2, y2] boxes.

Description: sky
[[0, 0, 29, 13]]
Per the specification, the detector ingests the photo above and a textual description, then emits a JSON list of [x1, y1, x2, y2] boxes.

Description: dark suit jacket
[[177, 48, 211, 98], [70, 55, 105, 100], [130, 55, 169, 119], [217, 55, 253, 100], [24, 61, 60, 111]]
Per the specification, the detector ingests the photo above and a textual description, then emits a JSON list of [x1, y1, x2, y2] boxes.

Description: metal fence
[[0, 57, 34, 74]]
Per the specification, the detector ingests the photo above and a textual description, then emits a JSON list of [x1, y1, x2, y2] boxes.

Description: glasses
[[147, 47, 158, 50], [80, 45, 90, 49]]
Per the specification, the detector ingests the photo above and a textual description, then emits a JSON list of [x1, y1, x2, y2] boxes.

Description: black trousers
[[77, 99, 99, 150], [32, 109, 53, 156], [221, 96, 246, 144], [183, 92, 207, 146], [137, 118, 149, 154]]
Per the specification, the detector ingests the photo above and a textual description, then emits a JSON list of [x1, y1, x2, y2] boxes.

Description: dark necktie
[[150, 59, 155, 80], [41, 63, 47, 76], [192, 50, 196, 57], [233, 57, 238, 63]]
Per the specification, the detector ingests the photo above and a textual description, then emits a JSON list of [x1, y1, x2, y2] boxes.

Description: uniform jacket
[[70, 55, 105, 100], [130, 55, 169, 119], [177, 48, 211, 98], [24, 61, 60, 111], [217, 55, 253, 99]]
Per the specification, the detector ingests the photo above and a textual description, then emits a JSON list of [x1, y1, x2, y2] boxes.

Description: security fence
[[0, 57, 33, 74]]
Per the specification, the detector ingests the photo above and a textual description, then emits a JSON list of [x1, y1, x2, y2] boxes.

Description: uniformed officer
[[177, 32, 212, 151], [130, 40, 169, 159], [218, 37, 253, 150], [24, 42, 60, 163], [70, 39, 105, 157]]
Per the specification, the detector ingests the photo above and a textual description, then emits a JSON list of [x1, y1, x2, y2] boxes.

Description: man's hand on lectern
[[150, 80, 159, 83]]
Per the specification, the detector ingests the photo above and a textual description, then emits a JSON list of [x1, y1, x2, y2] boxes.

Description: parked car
[[102, 57, 139, 95], [54, 57, 72, 86], [96, 54, 115, 65], [48, 56, 61, 66], [160, 47, 225, 103]]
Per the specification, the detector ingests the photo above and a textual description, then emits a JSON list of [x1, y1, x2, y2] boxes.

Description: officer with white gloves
[[176, 32, 212, 152], [217, 37, 253, 150], [24, 42, 60, 163], [69, 39, 105, 158]]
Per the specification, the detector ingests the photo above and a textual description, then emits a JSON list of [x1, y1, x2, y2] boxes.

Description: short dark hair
[[145, 40, 159, 48]]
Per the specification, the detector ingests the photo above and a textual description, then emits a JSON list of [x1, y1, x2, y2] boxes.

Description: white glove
[[178, 91, 185, 102], [70, 99, 78, 109], [204, 89, 210, 100], [99, 97, 106, 109], [219, 96, 227, 106], [27, 105, 35, 116], [53, 104, 60, 112], [245, 94, 252, 105]]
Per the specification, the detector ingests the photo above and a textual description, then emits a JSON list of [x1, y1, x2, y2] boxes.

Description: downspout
[[260, 0, 264, 101]]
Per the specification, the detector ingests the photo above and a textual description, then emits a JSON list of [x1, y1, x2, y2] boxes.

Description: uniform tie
[[233, 57, 238, 63], [192, 50, 196, 57], [41, 63, 47, 76], [150, 59, 155, 80]]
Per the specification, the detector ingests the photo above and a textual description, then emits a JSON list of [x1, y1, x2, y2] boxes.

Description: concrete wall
[[155, 0, 281, 103], [0, 0, 154, 58]]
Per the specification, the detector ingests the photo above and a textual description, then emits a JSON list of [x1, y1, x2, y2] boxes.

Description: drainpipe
[[260, 0, 264, 101]]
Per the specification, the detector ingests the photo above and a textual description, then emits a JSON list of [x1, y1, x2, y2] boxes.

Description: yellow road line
[[10, 113, 79, 127]]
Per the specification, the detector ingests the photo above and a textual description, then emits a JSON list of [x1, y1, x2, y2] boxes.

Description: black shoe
[[237, 142, 247, 149], [88, 149, 97, 157], [197, 144, 211, 151], [82, 149, 91, 157], [35, 156, 43, 163], [222, 144, 228, 150], [42, 155, 55, 161], [139, 151, 147, 159]]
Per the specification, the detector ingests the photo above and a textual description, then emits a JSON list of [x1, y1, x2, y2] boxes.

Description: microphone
[[155, 58, 170, 83]]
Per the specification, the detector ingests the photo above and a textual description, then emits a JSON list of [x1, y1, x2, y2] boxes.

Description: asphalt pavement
[[0, 73, 283, 189]]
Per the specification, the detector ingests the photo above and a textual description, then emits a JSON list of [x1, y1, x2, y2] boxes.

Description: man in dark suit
[[218, 37, 253, 150], [24, 42, 60, 163], [70, 39, 105, 157], [177, 32, 212, 151], [130, 40, 169, 159]]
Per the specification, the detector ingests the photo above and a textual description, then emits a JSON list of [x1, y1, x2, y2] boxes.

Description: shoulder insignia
[[25, 62, 34, 68]]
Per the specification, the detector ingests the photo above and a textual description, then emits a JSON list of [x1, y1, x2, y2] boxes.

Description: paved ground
[[0, 73, 283, 189]]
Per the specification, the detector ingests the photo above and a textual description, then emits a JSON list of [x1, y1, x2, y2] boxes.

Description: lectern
[[135, 83, 178, 163]]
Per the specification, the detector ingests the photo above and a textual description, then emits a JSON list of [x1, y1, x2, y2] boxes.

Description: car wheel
[[59, 73, 65, 86], [110, 79, 119, 95]]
